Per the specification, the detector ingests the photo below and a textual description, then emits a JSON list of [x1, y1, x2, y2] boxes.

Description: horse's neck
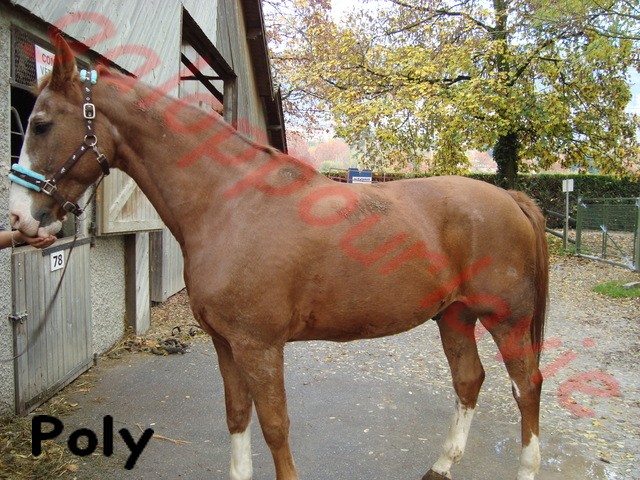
[[95, 77, 286, 245]]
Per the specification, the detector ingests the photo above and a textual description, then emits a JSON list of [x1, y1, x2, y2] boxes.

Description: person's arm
[[0, 230, 56, 249], [0, 230, 19, 249]]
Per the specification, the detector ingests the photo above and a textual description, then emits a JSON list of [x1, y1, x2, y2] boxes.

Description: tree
[[266, 0, 640, 187], [311, 138, 352, 170], [286, 131, 314, 165]]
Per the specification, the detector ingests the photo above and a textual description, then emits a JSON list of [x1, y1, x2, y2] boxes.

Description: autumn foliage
[[266, 0, 640, 187]]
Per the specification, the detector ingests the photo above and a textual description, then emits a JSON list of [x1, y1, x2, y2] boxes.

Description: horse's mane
[[33, 62, 317, 175]]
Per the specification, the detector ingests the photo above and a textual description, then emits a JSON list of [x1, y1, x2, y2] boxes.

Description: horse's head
[[9, 33, 114, 237]]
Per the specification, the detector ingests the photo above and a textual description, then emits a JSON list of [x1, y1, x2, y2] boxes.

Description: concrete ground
[[51, 338, 613, 480], [40, 255, 640, 480]]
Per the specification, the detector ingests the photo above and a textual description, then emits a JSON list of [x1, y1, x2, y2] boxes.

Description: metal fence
[[576, 197, 640, 271]]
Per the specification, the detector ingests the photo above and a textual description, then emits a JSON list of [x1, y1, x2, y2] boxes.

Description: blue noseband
[[8, 164, 46, 192]]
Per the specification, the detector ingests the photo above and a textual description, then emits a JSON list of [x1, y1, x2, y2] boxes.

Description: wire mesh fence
[[576, 197, 640, 271]]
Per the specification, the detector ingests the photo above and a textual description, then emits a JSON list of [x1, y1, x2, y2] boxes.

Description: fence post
[[601, 202, 607, 258], [576, 196, 583, 254], [634, 197, 640, 272], [564, 190, 569, 251], [562, 179, 574, 251]]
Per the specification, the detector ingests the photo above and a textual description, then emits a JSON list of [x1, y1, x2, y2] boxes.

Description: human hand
[[20, 234, 57, 249]]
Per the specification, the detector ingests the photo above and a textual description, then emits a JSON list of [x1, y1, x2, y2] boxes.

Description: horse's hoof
[[422, 470, 450, 480]]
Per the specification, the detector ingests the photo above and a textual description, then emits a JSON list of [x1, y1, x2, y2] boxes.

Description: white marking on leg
[[230, 425, 253, 480], [516, 434, 540, 480], [511, 379, 521, 399], [431, 398, 475, 478]]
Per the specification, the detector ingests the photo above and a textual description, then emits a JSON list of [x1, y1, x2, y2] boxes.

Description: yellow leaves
[[268, 0, 640, 176]]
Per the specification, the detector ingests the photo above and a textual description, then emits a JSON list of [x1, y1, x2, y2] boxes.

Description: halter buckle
[[62, 201, 83, 215], [41, 180, 58, 195], [83, 102, 96, 119], [95, 152, 111, 176]]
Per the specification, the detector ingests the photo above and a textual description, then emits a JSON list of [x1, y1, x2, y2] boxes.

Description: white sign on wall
[[35, 45, 55, 82], [50, 250, 65, 272]]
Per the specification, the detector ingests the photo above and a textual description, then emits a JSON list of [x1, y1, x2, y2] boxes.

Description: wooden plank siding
[[97, 169, 165, 235], [125, 234, 151, 333], [11, 239, 93, 415], [150, 229, 185, 303]]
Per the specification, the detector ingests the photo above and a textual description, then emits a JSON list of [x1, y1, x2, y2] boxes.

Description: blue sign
[[348, 168, 372, 184]]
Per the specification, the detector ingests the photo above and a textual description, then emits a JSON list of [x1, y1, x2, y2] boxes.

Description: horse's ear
[[48, 27, 78, 91]]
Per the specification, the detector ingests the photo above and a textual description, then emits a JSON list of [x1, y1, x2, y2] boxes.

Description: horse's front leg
[[213, 338, 255, 480], [233, 342, 298, 480]]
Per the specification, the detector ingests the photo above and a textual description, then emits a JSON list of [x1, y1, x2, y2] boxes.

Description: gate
[[576, 197, 640, 271], [11, 239, 93, 414]]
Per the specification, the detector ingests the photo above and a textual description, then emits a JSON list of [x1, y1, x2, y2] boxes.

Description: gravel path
[[539, 256, 639, 478]]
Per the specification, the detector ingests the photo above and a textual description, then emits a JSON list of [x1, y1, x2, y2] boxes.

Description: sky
[[330, 0, 369, 20]]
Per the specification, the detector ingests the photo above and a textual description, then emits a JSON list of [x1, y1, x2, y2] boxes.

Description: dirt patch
[[105, 292, 209, 359]]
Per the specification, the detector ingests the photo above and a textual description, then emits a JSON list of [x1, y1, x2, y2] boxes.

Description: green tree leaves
[[266, 0, 640, 186]]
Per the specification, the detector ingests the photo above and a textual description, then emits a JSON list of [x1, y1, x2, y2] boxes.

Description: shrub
[[324, 170, 640, 229]]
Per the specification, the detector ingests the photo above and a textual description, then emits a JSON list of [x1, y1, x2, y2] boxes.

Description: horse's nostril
[[10, 213, 19, 229]]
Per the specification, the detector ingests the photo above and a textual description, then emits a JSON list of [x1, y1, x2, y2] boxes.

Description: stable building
[[0, 0, 286, 415]]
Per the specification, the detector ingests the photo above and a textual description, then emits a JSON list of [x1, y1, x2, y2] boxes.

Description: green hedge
[[325, 170, 640, 228], [467, 173, 640, 228]]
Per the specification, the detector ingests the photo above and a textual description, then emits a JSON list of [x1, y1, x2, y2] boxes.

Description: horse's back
[[380, 175, 537, 249]]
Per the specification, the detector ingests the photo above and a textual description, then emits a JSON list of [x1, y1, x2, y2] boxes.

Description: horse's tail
[[508, 190, 549, 366]]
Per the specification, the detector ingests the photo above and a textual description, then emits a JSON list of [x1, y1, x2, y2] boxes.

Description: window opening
[[180, 9, 237, 126], [10, 106, 26, 165]]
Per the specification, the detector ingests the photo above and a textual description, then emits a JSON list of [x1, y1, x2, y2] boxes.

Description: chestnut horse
[[9, 35, 548, 480]]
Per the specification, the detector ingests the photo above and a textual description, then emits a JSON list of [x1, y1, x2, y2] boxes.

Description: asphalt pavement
[[47, 335, 612, 480]]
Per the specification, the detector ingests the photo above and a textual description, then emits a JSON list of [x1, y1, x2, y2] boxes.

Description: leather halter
[[8, 69, 110, 216]]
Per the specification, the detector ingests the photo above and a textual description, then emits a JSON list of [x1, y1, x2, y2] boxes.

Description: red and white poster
[[35, 44, 55, 82]]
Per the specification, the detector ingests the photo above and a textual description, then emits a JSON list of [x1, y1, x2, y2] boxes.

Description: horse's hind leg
[[424, 303, 485, 480], [481, 315, 542, 480], [212, 338, 254, 480]]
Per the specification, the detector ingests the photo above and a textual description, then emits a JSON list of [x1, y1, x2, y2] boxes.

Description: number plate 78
[[50, 251, 65, 272]]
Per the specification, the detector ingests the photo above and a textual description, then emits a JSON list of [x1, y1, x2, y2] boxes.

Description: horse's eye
[[33, 122, 51, 135]]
